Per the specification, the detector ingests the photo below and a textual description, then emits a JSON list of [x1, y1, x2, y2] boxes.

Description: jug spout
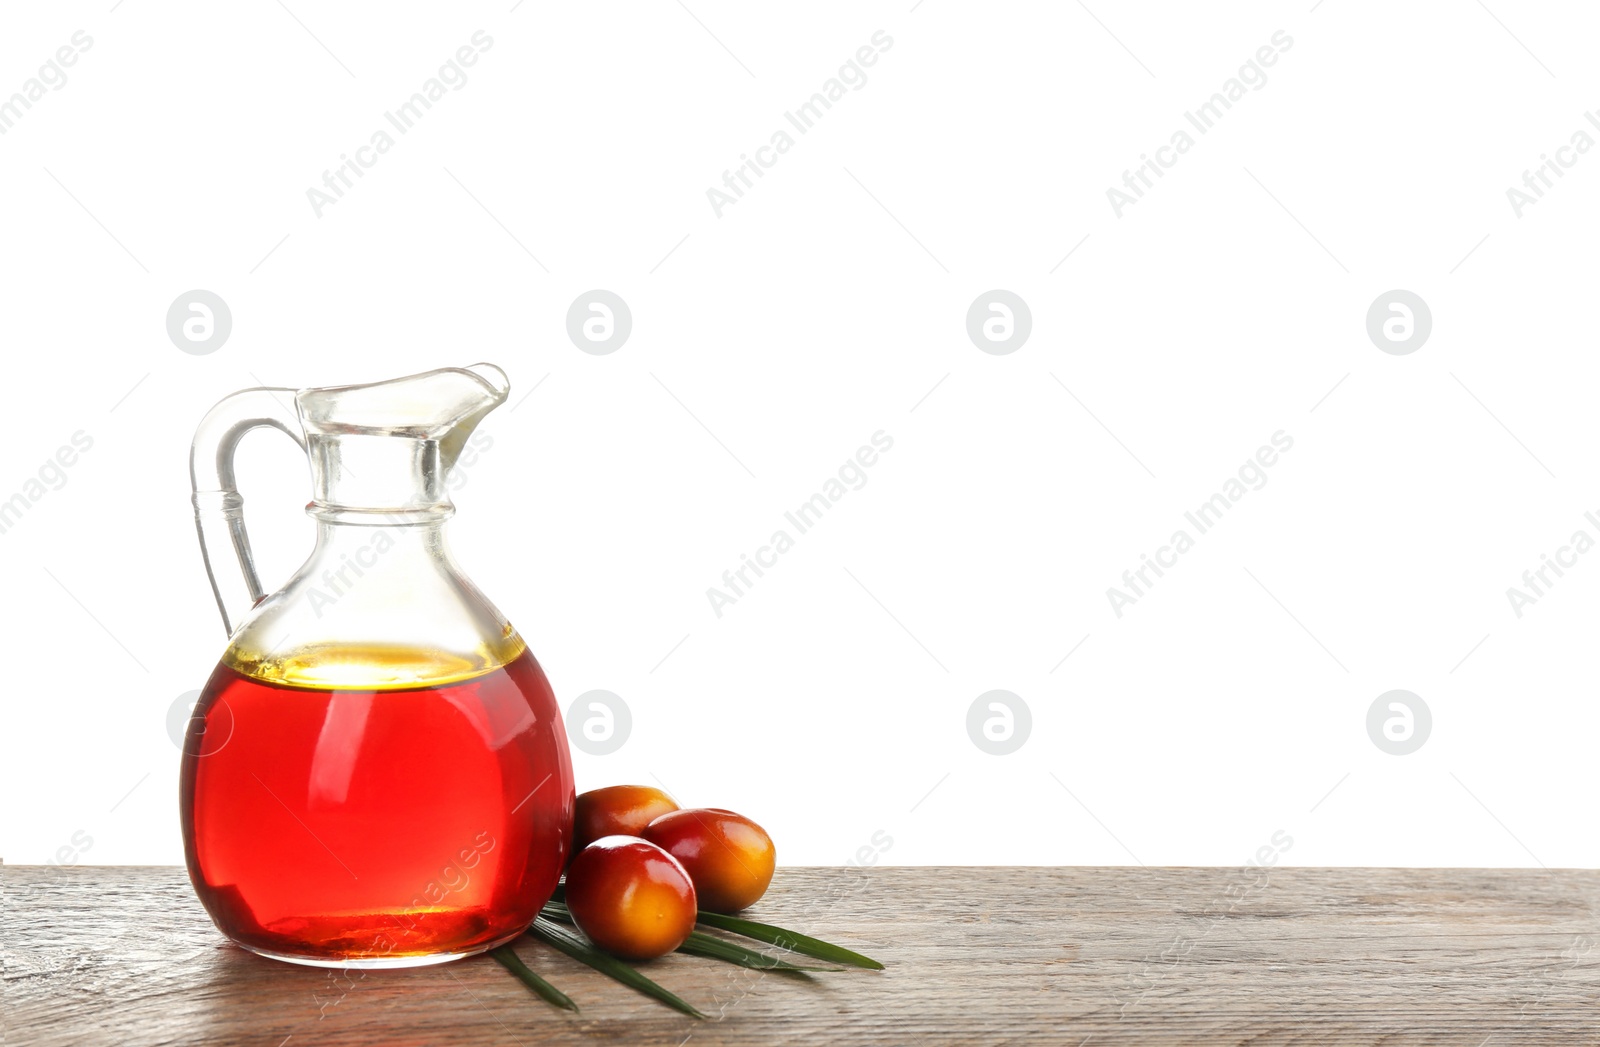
[[296, 362, 509, 469], [443, 363, 512, 467], [296, 363, 511, 520]]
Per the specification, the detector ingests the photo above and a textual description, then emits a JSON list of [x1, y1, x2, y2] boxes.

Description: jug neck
[[307, 432, 454, 523]]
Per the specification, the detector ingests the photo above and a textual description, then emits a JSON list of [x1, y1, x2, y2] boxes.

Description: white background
[[2, 1, 1595, 869]]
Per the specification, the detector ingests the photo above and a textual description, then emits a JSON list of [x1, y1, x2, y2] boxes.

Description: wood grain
[[6, 865, 1600, 1045]]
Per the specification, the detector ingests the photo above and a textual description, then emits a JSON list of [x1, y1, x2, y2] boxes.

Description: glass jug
[[179, 363, 574, 968]]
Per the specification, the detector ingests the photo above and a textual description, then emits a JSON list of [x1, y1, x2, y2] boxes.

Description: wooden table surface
[[7, 865, 1600, 1045]]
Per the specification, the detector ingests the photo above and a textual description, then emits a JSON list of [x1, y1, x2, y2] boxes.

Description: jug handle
[[189, 388, 307, 637]]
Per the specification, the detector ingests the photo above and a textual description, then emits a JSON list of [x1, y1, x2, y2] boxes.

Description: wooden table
[[7, 866, 1600, 1044]]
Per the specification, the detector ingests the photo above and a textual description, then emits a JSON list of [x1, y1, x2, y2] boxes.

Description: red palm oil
[[179, 648, 573, 966]]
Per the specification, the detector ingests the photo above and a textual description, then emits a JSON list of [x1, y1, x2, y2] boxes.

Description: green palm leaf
[[529, 917, 706, 1019], [542, 898, 827, 971], [694, 911, 884, 970], [675, 930, 836, 971], [490, 945, 578, 1012]]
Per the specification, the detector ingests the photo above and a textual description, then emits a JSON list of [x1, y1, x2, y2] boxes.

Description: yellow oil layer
[[223, 633, 528, 691]]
